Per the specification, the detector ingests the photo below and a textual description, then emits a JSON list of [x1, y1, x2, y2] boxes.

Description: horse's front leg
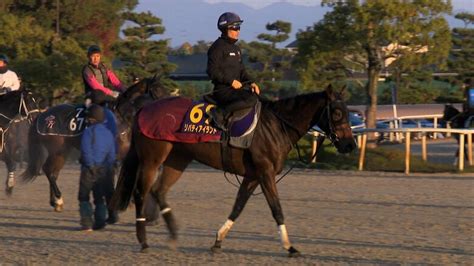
[[259, 174, 300, 257], [43, 154, 66, 212], [211, 178, 259, 253], [4, 157, 16, 196]]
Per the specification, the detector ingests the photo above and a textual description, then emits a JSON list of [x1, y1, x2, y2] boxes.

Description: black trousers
[[213, 87, 258, 113], [86, 90, 115, 106], [78, 166, 112, 204]]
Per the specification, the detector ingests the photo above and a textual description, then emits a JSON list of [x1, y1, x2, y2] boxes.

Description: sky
[[136, 0, 474, 47], [206, 0, 474, 10], [204, 0, 319, 9]]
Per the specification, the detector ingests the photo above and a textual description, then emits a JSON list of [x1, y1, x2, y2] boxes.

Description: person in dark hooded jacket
[[78, 104, 116, 231]]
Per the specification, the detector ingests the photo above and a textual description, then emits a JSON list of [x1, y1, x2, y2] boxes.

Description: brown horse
[[111, 85, 356, 255], [21, 77, 167, 211]]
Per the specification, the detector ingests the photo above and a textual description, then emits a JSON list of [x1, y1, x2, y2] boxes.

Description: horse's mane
[[262, 91, 327, 119], [0, 90, 22, 103]]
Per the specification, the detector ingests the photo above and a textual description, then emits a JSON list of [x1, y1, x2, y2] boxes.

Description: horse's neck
[[268, 92, 327, 139], [0, 95, 20, 119]]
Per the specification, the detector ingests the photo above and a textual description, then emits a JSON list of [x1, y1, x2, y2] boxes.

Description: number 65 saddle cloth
[[37, 104, 87, 136], [137, 96, 261, 148]]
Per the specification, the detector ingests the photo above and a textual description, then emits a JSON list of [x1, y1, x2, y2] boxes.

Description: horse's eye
[[332, 109, 343, 121]]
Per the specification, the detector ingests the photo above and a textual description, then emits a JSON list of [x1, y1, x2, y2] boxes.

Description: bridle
[[0, 91, 40, 123], [0, 91, 40, 152]]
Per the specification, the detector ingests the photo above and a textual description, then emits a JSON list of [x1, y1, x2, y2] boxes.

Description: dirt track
[[0, 164, 473, 264]]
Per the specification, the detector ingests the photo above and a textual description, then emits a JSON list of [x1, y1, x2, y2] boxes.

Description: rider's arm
[[106, 69, 125, 91], [9, 71, 20, 90], [83, 67, 114, 95], [207, 44, 232, 85], [80, 128, 94, 168]]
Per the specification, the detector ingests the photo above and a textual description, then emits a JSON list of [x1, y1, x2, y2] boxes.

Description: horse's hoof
[[210, 245, 222, 254], [54, 204, 63, 212], [5, 187, 13, 196], [140, 244, 150, 253], [287, 246, 300, 258], [167, 238, 177, 251]]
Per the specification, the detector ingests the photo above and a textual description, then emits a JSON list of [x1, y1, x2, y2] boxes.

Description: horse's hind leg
[[43, 152, 67, 212], [150, 154, 192, 243], [211, 178, 259, 253], [134, 141, 172, 252]]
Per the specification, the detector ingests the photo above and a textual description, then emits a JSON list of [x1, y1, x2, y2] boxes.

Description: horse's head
[[443, 104, 460, 122], [0, 89, 40, 126], [315, 85, 356, 154], [114, 75, 169, 124]]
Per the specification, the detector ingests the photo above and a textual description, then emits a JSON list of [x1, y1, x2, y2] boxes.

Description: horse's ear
[[325, 84, 336, 101], [340, 85, 347, 98]]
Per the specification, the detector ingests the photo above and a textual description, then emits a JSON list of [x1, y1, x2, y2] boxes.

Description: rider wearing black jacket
[[207, 12, 260, 115]]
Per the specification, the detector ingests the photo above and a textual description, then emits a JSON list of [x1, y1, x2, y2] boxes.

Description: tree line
[[1, 0, 473, 129]]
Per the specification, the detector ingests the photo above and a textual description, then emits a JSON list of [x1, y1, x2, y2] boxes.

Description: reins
[[222, 99, 331, 195]]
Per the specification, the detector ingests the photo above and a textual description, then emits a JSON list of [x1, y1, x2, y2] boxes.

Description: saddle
[[37, 104, 87, 136], [202, 94, 261, 148], [137, 96, 261, 149]]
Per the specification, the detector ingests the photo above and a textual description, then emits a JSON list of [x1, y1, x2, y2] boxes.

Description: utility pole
[[56, 0, 60, 38]]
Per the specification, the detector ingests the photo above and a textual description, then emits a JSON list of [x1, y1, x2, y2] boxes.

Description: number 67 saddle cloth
[[137, 96, 261, 148], [37, 104, 87, 136]]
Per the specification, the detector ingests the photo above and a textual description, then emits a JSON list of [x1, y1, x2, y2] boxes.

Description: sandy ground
[[0, 162, 473, 265]]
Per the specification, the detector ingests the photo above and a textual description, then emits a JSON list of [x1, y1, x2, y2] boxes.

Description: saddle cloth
[[37, 104, 87, 136], [137, 97, 260, 146]]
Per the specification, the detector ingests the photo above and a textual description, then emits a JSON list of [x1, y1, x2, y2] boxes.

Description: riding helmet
[[87, 45, 101, 56], [217, 12, 243, 32], [86, 104, 105, 123], [0, 54, 9, 64]]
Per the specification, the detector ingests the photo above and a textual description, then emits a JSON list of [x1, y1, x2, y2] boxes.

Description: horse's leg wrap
[[279, 224, 300, 257], [217, 219, 234, 242], [136, 219, 149, 250], [211, 219, 234, 253], [7, 172, 15, 188]]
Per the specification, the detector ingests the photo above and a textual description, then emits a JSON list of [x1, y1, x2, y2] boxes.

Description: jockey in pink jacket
[[82, 45, 125, 106]]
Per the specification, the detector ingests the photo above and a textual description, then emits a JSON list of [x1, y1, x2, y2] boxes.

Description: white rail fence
[[309, 128, 474, 174]]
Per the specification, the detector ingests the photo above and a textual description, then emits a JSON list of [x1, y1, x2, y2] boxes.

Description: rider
[[82, 45, 125, 106], [207, 12, 260, 129], [0, 54, 20, 95]]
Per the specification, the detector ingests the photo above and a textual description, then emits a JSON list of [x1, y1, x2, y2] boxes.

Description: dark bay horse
[[0, 90, 40, 194], [443, 104, 473, 164], [21, 77, 167, 211], [111, 85, 357, 255]]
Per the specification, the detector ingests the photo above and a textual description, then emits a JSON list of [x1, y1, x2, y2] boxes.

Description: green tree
[[113, 11, 176, 89], [4, 0, 138, 52], [192, 40, 212, 54], [0, 13, 84, 104], [241, 20, 292, 99], [448, 12, 474, 100], [297, 0, 451, 137]]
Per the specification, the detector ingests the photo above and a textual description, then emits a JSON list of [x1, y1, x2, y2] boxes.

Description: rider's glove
[[231, 80, 242, 89], [250, 83, 260, 95], [111, 91, 120, 99]]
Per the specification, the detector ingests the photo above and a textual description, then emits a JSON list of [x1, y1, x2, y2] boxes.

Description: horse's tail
[[110, 130, 140, 211], [21, 118, 44, 183]]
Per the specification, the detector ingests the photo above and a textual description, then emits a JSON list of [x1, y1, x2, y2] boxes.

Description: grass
[[286, 136, 474, 173]]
